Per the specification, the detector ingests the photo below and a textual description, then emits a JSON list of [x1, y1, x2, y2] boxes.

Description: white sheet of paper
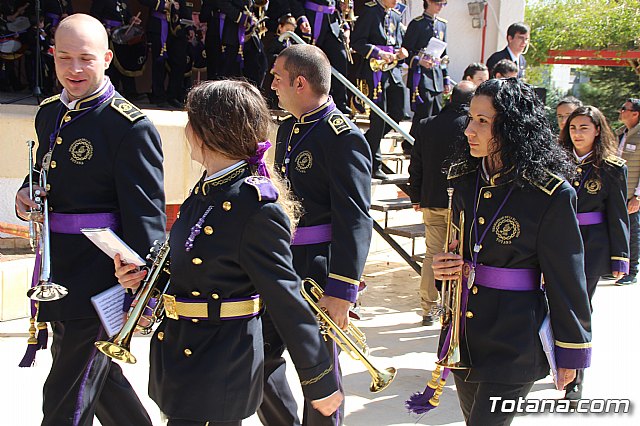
[[91, 285, 126, 338], [81, 227, 146, 267], [424, 37, 447, 58], [538, 313, 560, 389]]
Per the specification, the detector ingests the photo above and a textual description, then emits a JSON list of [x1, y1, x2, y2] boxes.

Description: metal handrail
[[278, 31, 415, 146]]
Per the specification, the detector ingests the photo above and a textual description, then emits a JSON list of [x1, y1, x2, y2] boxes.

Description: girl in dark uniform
[[558, 105, 629, 402], [416, 79, 593, 425], [115, 80, 342, 426]]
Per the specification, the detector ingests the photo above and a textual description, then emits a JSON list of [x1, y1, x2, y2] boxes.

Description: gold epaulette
[[436, 16, 448, 23], [328, 113, 351, 135], [447, 161, 475, 180], [414, 15, 424, 21], [526, 169, 564, 196], [39, 94, 60, 107], [365, 1, 377, 7], [110, 98, 145, 122], [605, 155, 626, 168]]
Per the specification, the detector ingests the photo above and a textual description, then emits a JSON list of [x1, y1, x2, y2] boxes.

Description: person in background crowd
[[556, 96, 583, 133], [491, 58, 518, 79], [462, 62, 488, 86], [139, 0, 169, 107], [486, 22, 528, 79], [615, 98, 640, 285], [407, 80, 476, 327], [558, 105, 629, 404]]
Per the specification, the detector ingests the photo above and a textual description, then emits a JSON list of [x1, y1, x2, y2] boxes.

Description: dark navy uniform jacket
[[573, 155, 630, 278], [444, 162, 592, 383], [297, 0, 342, 43], [402, 13, 448, 93], [274, 99, 373, 303], [486, 47, 527, 79], [217, 0, 261, 47], [351, 1, 404, 85], [90, 0, 132, 26], [150, 164, 338, 421], [138, 0, 168, 34], [28, 85, 166, 322]]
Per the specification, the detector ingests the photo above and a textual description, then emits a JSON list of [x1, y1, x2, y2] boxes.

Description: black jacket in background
[[407, 102, 468, 208]]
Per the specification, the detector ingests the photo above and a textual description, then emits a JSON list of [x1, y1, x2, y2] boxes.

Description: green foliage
[[579, 66, 640, 125], [525, 0, 640, 66]]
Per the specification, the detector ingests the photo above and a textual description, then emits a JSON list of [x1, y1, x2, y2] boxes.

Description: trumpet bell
[[371, 366, 397, 393], [27, 283, 68, 301], [369, 58, 397, 72], [95, 341, 137, 364]]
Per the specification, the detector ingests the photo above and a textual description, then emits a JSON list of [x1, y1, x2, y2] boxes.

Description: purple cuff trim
[[49, 212, 120, 234], [469, 263, 541, 291], [122, 292, 134, 312], [555, 345, 591, 369], [324, 277, 358, 303], [577, 211, 605, 226], [291, 224, 332, 246], [373, 45, 394, 59], [611, 260, 629, 275], [444, 76, 452, 85]]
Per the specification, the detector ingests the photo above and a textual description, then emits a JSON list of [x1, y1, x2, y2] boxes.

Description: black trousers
[[453, 374, 534, 426], [106, 66, 137, 98], [364, 76, 406, 172], [409, 89, 443, 137], [42, 318, 151, 426], [257, 313, 344, 426], [629, 210, 639, 275], [220, 38, 268, 88], [149, 31, 167, 101], [166, 418, 240, 426]]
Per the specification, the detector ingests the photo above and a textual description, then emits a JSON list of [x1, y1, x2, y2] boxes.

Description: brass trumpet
[[26, 140, 68, 302], [95, 239, 171, 364], [300, 278, 397, 393], [436, 187, 468, 369], [369, 57, 397, 72]]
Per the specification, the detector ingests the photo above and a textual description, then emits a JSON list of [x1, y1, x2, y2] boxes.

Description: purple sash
[[577, 211, 605, 226], [410, 57, 424, 110], [152, 11, 169, 58], [291, 224, 332, 246], [49, 212, 120, 234], [304, 1, 336, 44], [103, 19, 122, 29], [467, 263, 541, 291], [45, 13, 61, 27]]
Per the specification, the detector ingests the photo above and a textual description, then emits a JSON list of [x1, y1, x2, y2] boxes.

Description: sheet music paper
[[81, 227, 146, 267], [91, 285, 126, 338], [424, 37, 447, 58], [538, 313, 560, 389]]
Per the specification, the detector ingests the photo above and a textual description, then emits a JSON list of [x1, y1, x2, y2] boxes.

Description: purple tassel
[[405, 386, 438, 414], [18, 343, 38, 368], [36, 323, 48, 350]]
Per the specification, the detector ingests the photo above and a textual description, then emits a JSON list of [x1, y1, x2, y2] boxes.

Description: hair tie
[[248, 140, 272, 178]]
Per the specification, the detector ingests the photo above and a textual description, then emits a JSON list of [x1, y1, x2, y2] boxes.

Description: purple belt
[[291, 224, 332, 246], [577, 211, 605, 226], [49, 212, 120, 234], [103, 19, 122, 29], [465, 262, 541, 291], [152, 11, 169, 58], [304, 1, 336, 44]]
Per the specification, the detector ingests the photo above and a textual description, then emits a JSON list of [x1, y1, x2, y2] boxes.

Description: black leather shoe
[[615, 274, 637, 285], [421, 315, 435, 326], [564, 383, 582, 407], [373, 169, 389, 180], [167, 99, 184, 109]]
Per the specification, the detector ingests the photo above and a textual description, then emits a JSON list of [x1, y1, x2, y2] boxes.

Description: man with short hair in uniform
[[260, 44, 373, 426], [351, 0, 408, 180], [90, 0, 142, 100], [486, 22, 529, 79], [402, 0, 452, 137], [14, 14, 165, 426]]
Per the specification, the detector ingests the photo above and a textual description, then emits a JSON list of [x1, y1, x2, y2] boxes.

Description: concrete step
[[371, 173, 409, 186]]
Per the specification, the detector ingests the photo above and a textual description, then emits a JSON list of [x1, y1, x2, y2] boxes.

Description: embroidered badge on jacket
[[69, 139, 94, 164], [295, 150, 313, 173], [585, 178, 602, 195], [492, 216, 520, 245]]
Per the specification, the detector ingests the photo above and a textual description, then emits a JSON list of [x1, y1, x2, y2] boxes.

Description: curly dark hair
[[558, 106, 617, 171], [458, 78, 574, 185]]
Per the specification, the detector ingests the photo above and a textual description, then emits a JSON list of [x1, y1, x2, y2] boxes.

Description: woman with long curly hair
[[418, 79, 593, 425], [114, 80, 342, 425], [557, 105, 629, 402]]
